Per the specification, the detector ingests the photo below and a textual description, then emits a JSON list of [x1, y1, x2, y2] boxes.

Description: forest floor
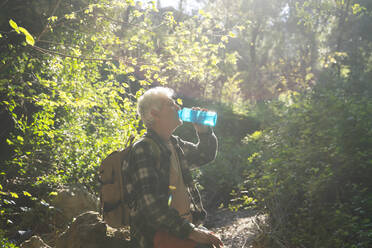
[[205, 208, 265, 248]]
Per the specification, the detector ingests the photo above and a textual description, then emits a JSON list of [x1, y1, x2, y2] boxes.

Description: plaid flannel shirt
[[126, 128, 218, 248]]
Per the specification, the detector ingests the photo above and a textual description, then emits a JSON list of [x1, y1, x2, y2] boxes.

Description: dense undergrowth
[[238, 70, 372, 247]]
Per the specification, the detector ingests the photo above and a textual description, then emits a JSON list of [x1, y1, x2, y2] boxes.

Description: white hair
[[137, 87, 175, 128]]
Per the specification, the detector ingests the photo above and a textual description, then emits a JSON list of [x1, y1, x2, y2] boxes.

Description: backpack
[[98, 135, 160, 228]]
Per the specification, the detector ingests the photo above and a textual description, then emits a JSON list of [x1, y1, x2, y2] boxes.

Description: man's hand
[[188, 228, 223, 248], [192, 107, 210, 133]]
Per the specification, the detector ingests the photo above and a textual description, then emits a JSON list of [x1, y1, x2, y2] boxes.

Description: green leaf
[[305, 73, 314, 81], [221, 36, 228, 43], [133, 10, 143, 17], [352, 3, 364, 15], [9, 19, 20, 34], [250, 131, 262, 140], [10, 192, 19, 198], [19, 27, 35, 46], [48, 16, 58, 22], [49, 192, 58, 196], [236, 25, 245, 31], [340, 67, 350, 78], [64, 13, 76, 20], [23, 191, 32, 197]]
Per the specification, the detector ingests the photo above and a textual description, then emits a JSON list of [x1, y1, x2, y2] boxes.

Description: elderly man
[[127, 87, 223, 248]]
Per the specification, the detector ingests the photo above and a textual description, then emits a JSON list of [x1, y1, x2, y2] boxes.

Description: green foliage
[[240, 70, 372, 247], [0, 230, 18, 248], [9, 20, 35, 46], [0, 0, 371, 247]]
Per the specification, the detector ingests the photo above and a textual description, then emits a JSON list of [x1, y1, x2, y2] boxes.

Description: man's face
[[154, 96, 182, 132]]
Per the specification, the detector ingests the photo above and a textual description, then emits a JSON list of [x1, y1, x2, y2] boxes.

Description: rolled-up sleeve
[[178, 129, 218, 169]]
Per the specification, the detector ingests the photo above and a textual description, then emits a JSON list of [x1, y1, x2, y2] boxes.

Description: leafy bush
[[0, 230, 18, 248], [239, 70, 372, 247]]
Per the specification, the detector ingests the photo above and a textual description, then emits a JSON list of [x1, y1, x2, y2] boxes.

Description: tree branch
[[336, 0, 351, 51], [37, 0, 63, 42], [31, 45, 116, 61]]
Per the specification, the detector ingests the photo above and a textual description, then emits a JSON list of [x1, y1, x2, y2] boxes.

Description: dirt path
[[205, 208, 261, 248]]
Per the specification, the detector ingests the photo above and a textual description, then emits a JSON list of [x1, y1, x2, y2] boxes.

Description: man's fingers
[[192, 106, 208, 112], [208, 233, 223, 247]]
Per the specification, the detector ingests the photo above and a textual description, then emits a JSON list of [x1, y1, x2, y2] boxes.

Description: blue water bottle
[[178, 108, 217, 127]]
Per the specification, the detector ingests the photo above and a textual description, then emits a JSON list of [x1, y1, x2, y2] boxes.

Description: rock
[[51, 185, 99, 226], [20, 236, 51, 248], [55, 211, 130, 248]]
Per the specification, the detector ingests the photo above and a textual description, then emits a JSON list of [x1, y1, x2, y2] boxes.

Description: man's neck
[[151, 126, 172, 141]]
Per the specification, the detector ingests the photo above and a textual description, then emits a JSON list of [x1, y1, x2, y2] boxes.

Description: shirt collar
[[145, 129, 178, 156]]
